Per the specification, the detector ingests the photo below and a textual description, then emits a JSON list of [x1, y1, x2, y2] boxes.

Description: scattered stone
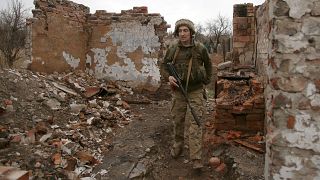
[[129, 162, 146, 179], [209, 157, 221, 168], [0, 138, 9, 149], [39, 133, 52, 143], [44, 98, 61, 110]]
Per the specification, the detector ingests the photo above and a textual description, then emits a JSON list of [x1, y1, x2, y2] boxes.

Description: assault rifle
[[167, 62, 201, 127]]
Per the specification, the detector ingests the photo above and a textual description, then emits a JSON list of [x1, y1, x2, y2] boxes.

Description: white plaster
[[86, 54, 92, 66], [282, 112, 320, 152], [310, 94, 320, 107], [273, 155, 303, 180], [87, 48, 161, 88], [149, 17, 163, 25], [295, 65, 306, 74], [86, 20, 162, 89], [62, 51, 80, 69], [106, 21, 160, 54], [311, 155, 320, 167], [305, 83, 316, 97], [90, 48, 111, 78], [304, 83, 320, 107], [100, 37, 107, 43], [85, 54, 94, 75], [311, 155, 320, 178], [302, 17, 320, 36], [284, 0, 315, 19], [275, 33, 308, 53]]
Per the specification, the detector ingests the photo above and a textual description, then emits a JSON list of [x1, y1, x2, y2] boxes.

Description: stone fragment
[[129, 162, 147, 179], [215, 162, 227, 174], [273, 93, 292, 108], [45, 98, 61, 110], [209, 157, 221, 168]]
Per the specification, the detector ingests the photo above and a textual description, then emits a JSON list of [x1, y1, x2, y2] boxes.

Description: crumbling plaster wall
[[255, 0, 320, 179], [85, 9, 167, 90], [26, 0, 168, 91]]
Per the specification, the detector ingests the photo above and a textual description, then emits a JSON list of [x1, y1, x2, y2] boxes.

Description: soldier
[[162, 19, 213, 169]]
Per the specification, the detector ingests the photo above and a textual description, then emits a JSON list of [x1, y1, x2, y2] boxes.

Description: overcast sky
[[1, 0, 265, 31]]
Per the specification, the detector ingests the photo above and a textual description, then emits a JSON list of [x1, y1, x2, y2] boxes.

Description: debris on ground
[[0, 68, 265, 179], [0, 68, 145, 179]]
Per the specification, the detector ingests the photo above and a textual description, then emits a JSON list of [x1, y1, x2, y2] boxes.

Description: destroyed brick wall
[[254, 0, 320, 179], [26, 0, 89, 73], [215, 75, 265, 132], [85, 8, 168, 91], [233, 3, 255, 66], [213, 3, 265, 133], [26, 0, 168, 91]]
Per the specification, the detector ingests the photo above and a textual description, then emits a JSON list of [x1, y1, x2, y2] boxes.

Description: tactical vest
[[167, 42, 207, 90]]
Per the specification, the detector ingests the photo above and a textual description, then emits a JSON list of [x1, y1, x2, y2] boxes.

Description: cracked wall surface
[[254, 0, 320, 179], [26, 0, 168, 91], [233, 4, 256, 66]]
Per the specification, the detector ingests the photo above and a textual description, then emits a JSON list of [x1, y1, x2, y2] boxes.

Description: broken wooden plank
[[233, 139, 264, 153], [52, 82, 78, 96]]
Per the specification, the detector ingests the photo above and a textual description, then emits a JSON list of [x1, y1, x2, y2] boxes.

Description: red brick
[[314, 79, 320, 91], [243, 101, 253, 110], [0, 166, 29, 180], [233, 17, 248, 25], [298, 98, 311, 110], [214, 122, 236, 130], [10, 134, 22, 143], [234, 36, 251, 42], [272, 93, 292, 108], [269, 78, 280, 90], [251, 108, 265, 114], [230, 106, 249, 114], [216, 103, 233, 109], [287, 116, 295, 129], [246, 114, 264, 122], [3, 99, 12, 105], [247, 121, 264, 131], [215, 162, 227, 174], [233, 42, 247, 48], [254, 102, 265, 109]]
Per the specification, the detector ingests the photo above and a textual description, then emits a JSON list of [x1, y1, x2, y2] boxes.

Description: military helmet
[[174, 19, 195, 36]]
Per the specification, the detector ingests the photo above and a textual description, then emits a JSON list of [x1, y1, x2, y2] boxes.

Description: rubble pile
[[0, 68, 146, 179], [203, 127, 265, 179], [214, 71, 265, 132]]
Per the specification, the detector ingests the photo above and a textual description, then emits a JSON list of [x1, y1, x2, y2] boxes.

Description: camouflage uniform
[[162, 19, 212, 162]]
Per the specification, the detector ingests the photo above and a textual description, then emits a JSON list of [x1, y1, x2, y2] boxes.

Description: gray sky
[[1, 0, 265, 31]]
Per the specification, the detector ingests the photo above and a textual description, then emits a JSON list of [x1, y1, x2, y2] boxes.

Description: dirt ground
[[0, 68, 264, 179]]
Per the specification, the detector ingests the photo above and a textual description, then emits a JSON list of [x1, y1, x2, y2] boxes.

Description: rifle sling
[[185, 57, 192, 93]]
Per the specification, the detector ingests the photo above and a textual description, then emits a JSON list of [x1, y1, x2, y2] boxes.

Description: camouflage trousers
[[171, 88, 204, 160]]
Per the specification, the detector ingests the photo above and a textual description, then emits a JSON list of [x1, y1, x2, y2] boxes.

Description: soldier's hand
[[168, 76, 178, 87]]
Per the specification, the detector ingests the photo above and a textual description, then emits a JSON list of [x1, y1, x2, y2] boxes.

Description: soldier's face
[[178, 26, 191, 43]]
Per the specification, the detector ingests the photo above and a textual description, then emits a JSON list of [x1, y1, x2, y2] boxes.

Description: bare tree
[[194, 23, 206, 42], [206, 14, 231, 52], [0, 0, 27, 67]]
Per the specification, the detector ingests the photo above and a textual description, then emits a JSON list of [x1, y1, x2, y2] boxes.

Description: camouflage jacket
[[162, 40, 213, 92]]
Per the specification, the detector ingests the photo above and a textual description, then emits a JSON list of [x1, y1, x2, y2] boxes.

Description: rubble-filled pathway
[[0, 68, 264, 179]]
